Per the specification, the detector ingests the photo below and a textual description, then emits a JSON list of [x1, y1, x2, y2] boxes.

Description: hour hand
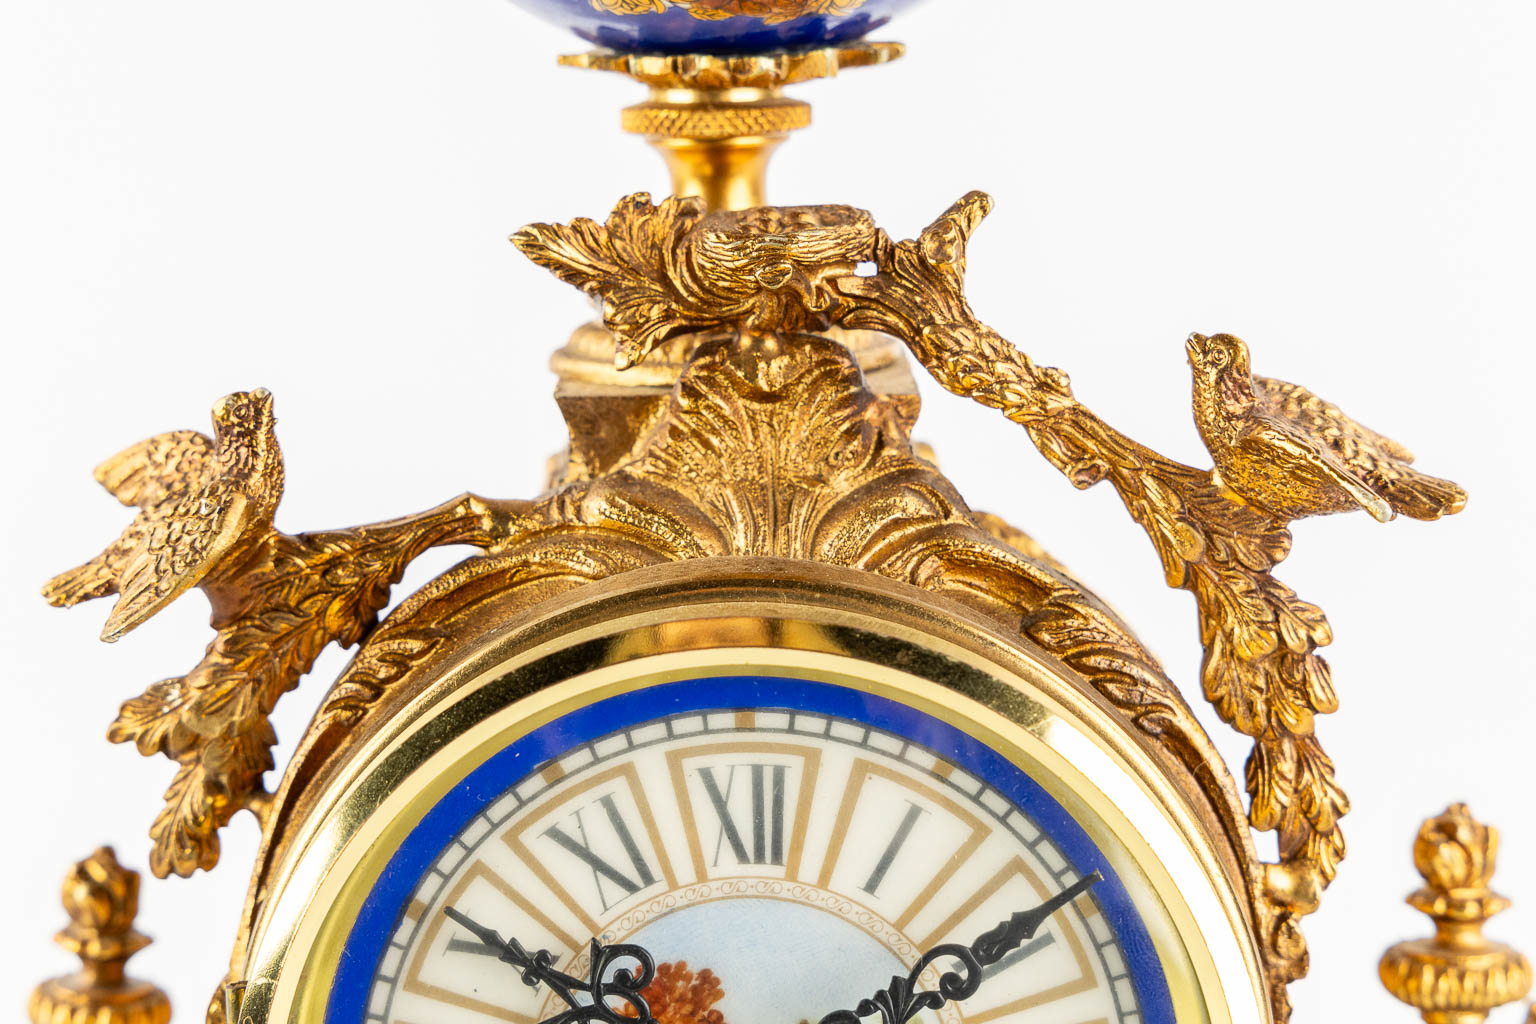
[[443, 907, 551, 988], [443, 906, 660, 1024], [817, 871, 1103, 1024]]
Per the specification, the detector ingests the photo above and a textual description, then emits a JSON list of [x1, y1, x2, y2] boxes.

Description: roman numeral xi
[[543, 794, 658, 911]]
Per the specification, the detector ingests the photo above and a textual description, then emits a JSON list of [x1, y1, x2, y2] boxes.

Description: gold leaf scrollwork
[[589, 0, 867, 24], [591, 0, 668, 15]]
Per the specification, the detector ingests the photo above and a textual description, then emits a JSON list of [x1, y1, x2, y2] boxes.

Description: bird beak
[[1185, 334, 1205, 364], [252, 387, 273, 411]]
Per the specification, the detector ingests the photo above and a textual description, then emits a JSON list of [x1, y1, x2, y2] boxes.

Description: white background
[[3, 1, 1533, 1020]]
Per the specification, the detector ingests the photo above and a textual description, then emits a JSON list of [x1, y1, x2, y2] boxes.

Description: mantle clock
[[26, 5, 1533, 1024]]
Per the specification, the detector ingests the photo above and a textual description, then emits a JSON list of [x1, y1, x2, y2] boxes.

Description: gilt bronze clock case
[[235, 560, 1271, 1024], [27, 8, 1533, 1024]]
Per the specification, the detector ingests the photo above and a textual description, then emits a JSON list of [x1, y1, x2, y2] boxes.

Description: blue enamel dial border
[[327, 675, 1176, 1024]]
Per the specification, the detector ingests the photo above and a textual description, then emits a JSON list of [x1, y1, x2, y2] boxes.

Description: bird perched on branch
[[43, 389, 282, 639], [41, 388, 511, 877], [1186, 333, 1466, 523]]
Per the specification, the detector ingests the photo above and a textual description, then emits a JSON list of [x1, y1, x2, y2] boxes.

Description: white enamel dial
[[364, 705, 1147, 1024]]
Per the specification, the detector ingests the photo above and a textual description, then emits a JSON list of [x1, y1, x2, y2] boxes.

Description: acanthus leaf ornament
[[513, 194, 712, 370]]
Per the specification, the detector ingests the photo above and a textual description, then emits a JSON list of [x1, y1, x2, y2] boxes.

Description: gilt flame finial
[[1380, 805, 1532, 1023], [28, 847, 171, 1024]]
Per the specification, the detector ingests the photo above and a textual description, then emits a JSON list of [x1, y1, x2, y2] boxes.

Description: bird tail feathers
[[1381, 470, 1468, 521], [42, 556, 117, 607]]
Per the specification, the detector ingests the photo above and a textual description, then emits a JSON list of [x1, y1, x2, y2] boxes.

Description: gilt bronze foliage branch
[[44, 392, 527, 878]]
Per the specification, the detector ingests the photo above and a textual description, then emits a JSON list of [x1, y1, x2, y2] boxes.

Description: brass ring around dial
[[235, 559, 1271, 1024]]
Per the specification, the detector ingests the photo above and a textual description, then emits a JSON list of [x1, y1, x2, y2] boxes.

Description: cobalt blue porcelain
[[507, 0, 928, 54]]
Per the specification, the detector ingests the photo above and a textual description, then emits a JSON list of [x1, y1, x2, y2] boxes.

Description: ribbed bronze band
[[621, 99, 811, 140]]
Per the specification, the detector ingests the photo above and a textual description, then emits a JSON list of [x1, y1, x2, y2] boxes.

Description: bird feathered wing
[[95, 430, 216, 508], [42, 428, 258, 642], [103, 479, 253, 642], [44, 432, 212, 608], [1254, 375, 1467, 521], [1235, 420, 1393, 522]]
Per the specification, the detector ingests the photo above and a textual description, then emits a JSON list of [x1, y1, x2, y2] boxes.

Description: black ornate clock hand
[[443, 906, 661, 1024], [817, 871, 1103, 1024]]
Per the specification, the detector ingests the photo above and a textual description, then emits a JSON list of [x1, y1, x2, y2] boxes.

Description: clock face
[[331, 677, 1173, 1024]]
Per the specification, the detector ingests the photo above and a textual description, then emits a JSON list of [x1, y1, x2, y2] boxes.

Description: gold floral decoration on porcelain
[[590, 0, 867, 24]]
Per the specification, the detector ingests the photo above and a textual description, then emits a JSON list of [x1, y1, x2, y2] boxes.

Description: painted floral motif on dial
[[359, 701, 1152, 1024]]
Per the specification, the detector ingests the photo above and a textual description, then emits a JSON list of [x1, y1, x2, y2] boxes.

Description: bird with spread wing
[[1186, 333, 1467, 523], [44, 389, 283, 636], [44, 389, 514, 877]]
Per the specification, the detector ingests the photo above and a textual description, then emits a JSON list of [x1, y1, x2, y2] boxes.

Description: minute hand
[[818, 870, 1103, 1024]]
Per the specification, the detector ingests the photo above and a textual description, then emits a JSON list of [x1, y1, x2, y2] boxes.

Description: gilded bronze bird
[[43, 387, 514, 876], [43, 389, 282, 641], [1186, 333, 1466, 523]]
